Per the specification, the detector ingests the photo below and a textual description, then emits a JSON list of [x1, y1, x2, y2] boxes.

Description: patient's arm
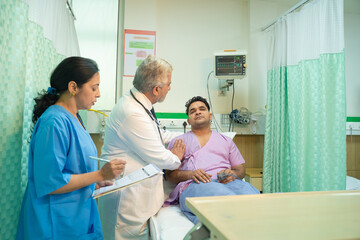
[[166, 169, 212, 184], [232, 164, 245, 179], [217, 164, 245, 184]]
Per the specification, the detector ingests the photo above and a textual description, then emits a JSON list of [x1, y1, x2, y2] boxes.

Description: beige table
[[186, 191, 360, 240]]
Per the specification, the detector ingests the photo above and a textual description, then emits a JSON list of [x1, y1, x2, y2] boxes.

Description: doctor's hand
[[171, 139, 186, 161], [100, 159, 126, 180], [217, 169, 236, 184], [191, 169, 212, 184]]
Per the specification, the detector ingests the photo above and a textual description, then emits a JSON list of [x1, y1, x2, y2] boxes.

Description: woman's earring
[[71, 92, 76, 96]]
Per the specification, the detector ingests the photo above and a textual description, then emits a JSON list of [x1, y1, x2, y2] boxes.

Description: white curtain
[[267, 0, 344, 70], [22, 0, 80, 56]]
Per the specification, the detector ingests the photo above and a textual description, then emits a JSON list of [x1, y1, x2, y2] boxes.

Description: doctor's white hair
[[133, 55, 173, 93]]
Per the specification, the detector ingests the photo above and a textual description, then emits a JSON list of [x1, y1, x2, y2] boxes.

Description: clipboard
[[92, 164, 163, 199]]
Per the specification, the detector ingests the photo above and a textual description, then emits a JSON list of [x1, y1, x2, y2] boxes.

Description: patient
[[165, 96, 260, 224]]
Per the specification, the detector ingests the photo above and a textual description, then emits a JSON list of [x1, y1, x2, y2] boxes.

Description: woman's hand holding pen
[[51, 158, 126, 194], [100, 159, 126, 180], [96, 180, 113, 189]]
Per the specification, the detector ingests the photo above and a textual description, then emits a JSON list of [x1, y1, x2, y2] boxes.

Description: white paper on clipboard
[[92, 164, 162, 198]]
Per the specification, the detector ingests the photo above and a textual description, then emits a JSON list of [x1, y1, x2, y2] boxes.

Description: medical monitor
[[214, 50, 247, 79]]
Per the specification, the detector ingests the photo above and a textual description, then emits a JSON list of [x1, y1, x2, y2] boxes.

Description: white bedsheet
[[346, 176, 360, 190], [150, 205, 193, 240]]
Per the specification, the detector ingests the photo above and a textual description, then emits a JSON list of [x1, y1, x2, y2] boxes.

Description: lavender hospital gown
[[165, 131, 260, 224]]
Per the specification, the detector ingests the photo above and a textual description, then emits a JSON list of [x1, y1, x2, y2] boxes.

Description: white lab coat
[[98, 87, 181, 240]]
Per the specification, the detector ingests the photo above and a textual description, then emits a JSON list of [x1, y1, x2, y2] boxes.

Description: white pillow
[[220, 131, 237, 139]]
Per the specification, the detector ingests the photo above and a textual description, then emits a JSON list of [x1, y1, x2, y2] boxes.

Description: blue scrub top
[[17, 105, 103, 240]]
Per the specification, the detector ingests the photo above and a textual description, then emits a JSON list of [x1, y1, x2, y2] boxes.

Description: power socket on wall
[[346, 122, 360, 135], [159, 119, 191, 132]]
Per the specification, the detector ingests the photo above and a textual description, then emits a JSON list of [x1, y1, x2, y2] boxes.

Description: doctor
[[16, 57, 126, 240], [99, 55, 185, 239]]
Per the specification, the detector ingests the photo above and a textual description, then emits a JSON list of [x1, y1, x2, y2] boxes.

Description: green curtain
[[0, 0, 64, 238], [263, 66, 291, 192], [263, 0, 346, 193], [264, 53, 346, 193]]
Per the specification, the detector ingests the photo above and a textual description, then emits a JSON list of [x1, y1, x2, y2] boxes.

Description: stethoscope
[[130, 90, 164, 145]]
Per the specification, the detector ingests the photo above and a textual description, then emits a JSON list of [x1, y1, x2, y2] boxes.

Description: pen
[[90, 156, 111, 163], [142, 167, 150, 176]]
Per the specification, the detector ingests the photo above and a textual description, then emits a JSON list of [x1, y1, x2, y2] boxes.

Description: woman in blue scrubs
[[16, 57, 126, 240]]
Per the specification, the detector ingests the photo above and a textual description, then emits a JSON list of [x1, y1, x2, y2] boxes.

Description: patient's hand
[[192, 169, 212, 184], [217, 169, 236, 184], [171, 138, 186, 161]]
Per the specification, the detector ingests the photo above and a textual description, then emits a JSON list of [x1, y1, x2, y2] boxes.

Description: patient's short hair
[[185, 96, 210, 115], [133, 55, 173, 93]]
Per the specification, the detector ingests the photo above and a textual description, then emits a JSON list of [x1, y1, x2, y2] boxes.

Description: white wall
[[77, 0, 359, 118], [248, 0, 298, 113], [74, 0, 118, 110], [122, 0, 157, 102], [344, 1, 360, 117], [122, 0, 302, 115], [123, 0, 249, 114]]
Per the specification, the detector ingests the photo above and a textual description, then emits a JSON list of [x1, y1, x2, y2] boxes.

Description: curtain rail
[[66, 0, 76, 20], [261, 0, 311, 31]]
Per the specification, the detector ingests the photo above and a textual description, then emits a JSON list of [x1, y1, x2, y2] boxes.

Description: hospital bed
[[149, 180, 193, 240], [149, 175, 360, 240], [149, 132, 238, 239]]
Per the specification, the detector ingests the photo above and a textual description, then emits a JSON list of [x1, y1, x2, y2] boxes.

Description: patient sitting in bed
[[164, 96, 259, 224]]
